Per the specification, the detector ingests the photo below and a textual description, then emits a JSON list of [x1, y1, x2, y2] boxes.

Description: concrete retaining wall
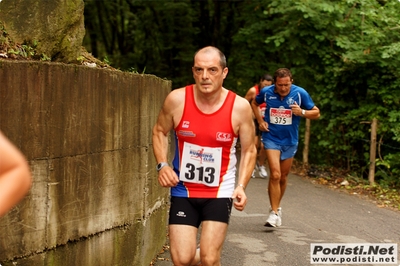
[[0, 60, 172, 265]]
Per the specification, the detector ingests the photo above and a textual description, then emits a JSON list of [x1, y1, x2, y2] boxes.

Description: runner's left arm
[[231, 96, 257, 211]]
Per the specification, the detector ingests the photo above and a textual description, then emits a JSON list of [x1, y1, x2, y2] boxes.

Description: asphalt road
[[153, 172, 400, 266]]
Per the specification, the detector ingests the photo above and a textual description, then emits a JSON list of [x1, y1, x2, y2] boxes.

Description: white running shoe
[[264, 210, 282, 227], [258, 165, 268, 178], [269, 206, 282, 217], [251, 169, 256, 178]]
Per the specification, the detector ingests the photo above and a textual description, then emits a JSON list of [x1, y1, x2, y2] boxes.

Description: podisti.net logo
[[310, 243, 398, 264]]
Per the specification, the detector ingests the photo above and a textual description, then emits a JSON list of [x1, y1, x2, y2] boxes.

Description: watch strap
[[156, 162, 169, 171]]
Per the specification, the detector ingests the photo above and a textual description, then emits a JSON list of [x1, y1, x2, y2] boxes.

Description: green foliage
[[0, 23, 51, 61], [40, 53, 51, 61], [7, 42, 36, 58], [258, 0, 400, 187], [76, 55, 85, 63], [83, 0, 199, 86], [364, 184, 400, 210], [103, 55, 110, 65]]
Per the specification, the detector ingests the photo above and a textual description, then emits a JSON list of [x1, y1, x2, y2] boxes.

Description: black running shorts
[[169, 197, 233, 228]]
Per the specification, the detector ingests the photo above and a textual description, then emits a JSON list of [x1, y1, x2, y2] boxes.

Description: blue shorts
[[263, 139, 298, 160]]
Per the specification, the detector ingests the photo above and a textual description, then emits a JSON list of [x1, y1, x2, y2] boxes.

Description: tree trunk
[[368, 118, 378, 185], [303, 118, 310, 168]]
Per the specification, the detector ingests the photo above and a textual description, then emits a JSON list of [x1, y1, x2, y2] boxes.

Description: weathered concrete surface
[[0, 0, 85, 62], [0, 60, 172, 265]]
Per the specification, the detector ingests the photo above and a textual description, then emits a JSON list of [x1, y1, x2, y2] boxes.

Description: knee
[[200, 253, 220, 266], [279, 177, 288, 186], [269, 172, 281, 182], [171, 251, 196, 266], [280, 173, 289, 182]]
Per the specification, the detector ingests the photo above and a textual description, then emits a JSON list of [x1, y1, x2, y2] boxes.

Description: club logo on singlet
[[286, 97, 296, 105], [216, 132, 232, 142], [182, 121, 190, 128]]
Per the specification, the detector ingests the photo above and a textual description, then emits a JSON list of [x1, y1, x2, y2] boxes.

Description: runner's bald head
[[194, 46, 227, 69]]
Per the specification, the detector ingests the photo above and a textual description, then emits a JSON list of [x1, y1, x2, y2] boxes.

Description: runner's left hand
[[232, 186, 247, 211]]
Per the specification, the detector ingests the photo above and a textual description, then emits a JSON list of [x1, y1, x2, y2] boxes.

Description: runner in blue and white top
[[251, 68, 320, 228], [256, 83, 315, 146]]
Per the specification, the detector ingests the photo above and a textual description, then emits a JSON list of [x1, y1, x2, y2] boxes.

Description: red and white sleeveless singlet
[[171, 85, 238, 198], [254, 85, 267, 118]]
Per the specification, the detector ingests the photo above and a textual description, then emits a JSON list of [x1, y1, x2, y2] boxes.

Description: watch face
[[157, 162, 168, 171]]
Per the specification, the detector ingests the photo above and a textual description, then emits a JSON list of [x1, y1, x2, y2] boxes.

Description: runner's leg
[[169, 224, 198, 266], [199, 220, 228, 266], [279, 157, 293, 202], [266, 149, 281, 212]]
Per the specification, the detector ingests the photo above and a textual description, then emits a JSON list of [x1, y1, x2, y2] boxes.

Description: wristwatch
[[156, 162, 169, 172], [301, 109, 306, 116]]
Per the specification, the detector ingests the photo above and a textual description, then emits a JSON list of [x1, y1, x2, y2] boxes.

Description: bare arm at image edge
[[0, 131, 32, 217]]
